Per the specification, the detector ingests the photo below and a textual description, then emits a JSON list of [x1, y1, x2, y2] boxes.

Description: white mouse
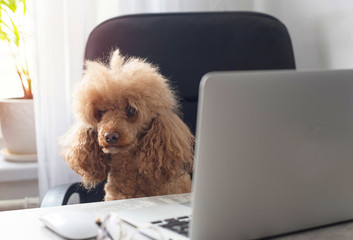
[[39, 210, 99, 239]]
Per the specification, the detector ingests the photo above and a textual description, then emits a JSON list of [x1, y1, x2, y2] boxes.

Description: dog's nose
[[104, 131, 120, 144]]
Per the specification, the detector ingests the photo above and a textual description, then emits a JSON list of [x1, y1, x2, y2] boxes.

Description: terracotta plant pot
[[0, 99, 37, 159]]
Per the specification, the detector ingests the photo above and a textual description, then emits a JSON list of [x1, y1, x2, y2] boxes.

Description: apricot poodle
[[60, 49, 194, 201]]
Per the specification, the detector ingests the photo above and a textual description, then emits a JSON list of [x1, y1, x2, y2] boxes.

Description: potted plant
[[0, 0, 36, 161]]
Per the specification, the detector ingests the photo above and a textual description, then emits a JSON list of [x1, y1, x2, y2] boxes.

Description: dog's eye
[[126, 105, 137, 118], [94, 110, 106, 121], [98, 110, 106, 118]]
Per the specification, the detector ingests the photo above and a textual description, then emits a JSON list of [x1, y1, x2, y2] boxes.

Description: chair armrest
[[40, 181, 106, 207], [40, 182, 81, 207]]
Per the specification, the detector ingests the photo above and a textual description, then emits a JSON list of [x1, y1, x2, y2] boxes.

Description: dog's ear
[[136, 112, 194, 180], [109, 48, 125, 71], [59, 124, 110, 189]]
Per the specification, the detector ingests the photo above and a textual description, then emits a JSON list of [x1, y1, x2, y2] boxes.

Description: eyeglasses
[[96, 212, 167, 240]]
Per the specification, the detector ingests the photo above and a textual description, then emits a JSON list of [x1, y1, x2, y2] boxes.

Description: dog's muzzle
[[104, 131, 120, 144]]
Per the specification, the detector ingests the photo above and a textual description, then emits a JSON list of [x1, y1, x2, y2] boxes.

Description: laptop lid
[[191, 69, 353, 239]]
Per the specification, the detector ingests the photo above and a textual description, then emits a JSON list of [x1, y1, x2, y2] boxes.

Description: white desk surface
[[1, 193, 353, 240], [0, 193, 190, 239]]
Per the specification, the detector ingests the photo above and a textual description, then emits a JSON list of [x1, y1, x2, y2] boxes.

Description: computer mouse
[[39, 210, 99, 239]]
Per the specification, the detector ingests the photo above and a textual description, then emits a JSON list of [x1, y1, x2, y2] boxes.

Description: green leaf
[[9, 17, 19, 46], [1, 0, 26, 15], [19, 0, 26, 14], [0, 30, 8, 41], [6, 0, 17, 13], [1, 19, 12, 33]]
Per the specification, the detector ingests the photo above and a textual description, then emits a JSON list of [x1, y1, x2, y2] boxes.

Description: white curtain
[[33, 0, 98, 199], [32, 0, 353, 200]]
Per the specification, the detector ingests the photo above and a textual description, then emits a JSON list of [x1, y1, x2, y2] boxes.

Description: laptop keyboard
[[151, 216, 191, 237]]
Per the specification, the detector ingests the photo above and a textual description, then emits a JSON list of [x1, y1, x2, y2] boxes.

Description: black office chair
[[41, 11, 295, 207]]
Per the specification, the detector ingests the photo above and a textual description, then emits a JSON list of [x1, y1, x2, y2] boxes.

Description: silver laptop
[[119, 69, 353, 240]]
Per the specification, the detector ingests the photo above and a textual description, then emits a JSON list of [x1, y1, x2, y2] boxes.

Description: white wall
[[255, 0, 353, 70], [95, 0, 255, 25]]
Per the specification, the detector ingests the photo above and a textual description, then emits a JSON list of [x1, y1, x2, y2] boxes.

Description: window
[[0, 0, 33, 99], [0, 41, 23, 98]]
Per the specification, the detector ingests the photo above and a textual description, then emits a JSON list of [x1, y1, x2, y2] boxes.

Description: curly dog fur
[[60, 49, 194, 201]]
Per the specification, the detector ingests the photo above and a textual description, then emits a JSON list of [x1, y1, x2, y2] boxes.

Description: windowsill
[[0, 139, 38, 182], [0, 157, 38, 182]]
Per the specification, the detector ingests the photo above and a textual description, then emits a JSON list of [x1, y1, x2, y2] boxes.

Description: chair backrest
[[84, 12, 296, 135]]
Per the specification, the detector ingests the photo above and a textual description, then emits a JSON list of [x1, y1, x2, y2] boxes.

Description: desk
[[0, 193, 353, 239], [0, 193, 190, 239]]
